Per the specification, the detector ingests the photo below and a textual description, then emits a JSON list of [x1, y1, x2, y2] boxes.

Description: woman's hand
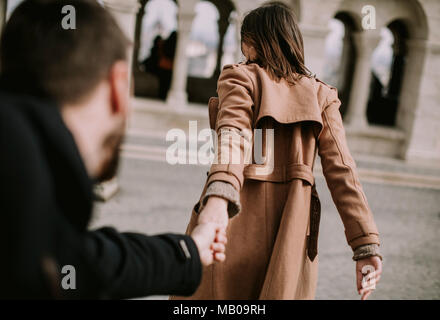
[[191, 222, 227, 266], [198, 196, 229, 228], [356, 256, 382, 300]]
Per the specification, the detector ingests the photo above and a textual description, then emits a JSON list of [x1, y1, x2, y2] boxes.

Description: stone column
[[166, 10, 196, 108], [232, 11, 244, 63], [0, 0, 7, 36], [344, 31, 380, 129], [300, 23, 330, 78], [337, 33, 353, 89], [101, 0, 140, 90], [213, 11, 231, 78], [399, 39, 440, 162], [97, 0, 139, 200]]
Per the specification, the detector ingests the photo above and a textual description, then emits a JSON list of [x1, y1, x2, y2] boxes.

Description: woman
[[175, 2, 382, 300]]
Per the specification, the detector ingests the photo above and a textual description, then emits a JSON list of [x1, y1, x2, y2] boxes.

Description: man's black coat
[[0, 91, 202, 299]]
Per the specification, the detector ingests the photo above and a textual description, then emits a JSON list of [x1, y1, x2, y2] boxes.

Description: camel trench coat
[[176, 63, 380, 300]]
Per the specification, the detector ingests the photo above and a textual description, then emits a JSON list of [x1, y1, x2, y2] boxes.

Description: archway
[[132, 0, 236, 103], [131, 0, 178, 99], [367, 20, 408, 127], [322, 12, 358, 118], [5, 0, 23, 19], [187, 0, 237, 103]]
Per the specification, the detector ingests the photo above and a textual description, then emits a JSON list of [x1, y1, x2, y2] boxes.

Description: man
[[0, 0, 226, 299]]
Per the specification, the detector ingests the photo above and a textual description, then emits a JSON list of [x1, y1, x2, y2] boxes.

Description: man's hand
[[356, 256, 382, 300], [198, 196, 229, 228], [191, 222, 227, 266]]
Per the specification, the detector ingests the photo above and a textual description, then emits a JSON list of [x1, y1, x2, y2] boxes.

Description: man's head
[[0, 0, 131, 181]]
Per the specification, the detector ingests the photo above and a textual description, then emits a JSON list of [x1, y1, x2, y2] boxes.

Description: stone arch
[[375, 0, 428, 40], [332, 0, 431, 159], [186, 0, 238, 103], [290, 0, 301, 20], [367, 19, 409, 126], [131, 0, 179, 99], [323, 12, 359, 118], [203, 0, 236, 78], [365, 0, 429, 131], [336, 0, 428, 40]]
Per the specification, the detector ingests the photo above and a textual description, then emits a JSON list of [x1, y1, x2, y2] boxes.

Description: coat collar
[[216, 63, 328, 137], [0, 90, 94, 230]]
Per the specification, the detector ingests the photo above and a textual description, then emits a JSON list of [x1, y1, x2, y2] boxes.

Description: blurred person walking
[[157, 31, 177, 100]]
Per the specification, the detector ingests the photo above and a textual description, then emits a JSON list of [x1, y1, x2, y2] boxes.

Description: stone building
[[1, 0, 439, 163]]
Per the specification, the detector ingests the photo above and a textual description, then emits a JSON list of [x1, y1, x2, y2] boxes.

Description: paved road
[[91, 135, 440, 300]]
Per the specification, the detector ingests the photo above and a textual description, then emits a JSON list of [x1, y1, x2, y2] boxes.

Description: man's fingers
[[211, 242, 225, 253], [214, 252, 226, 262], [215, 233, 227, 244], [216, 227, 227, 237]]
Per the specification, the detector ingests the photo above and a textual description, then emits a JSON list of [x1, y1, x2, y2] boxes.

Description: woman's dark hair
[[241, 1, 313, 84]]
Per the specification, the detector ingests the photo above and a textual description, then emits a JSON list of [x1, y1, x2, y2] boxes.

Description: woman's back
[[172, 2, 382, 300]]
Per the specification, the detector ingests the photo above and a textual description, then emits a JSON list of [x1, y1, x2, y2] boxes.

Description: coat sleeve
[[317, 87, 380, 250], [82, 228, 202, 299], [206, 65, 254, 193], [0, 106, 202, 299]]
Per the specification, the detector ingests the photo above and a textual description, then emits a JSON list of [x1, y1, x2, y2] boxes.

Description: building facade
[[1, 0, 439, 163]]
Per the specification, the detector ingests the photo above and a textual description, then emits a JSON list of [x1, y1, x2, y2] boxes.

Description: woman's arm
[[198, 65, 254, 224], [317, 87, 380, 250], [318, 87, 382, 299]]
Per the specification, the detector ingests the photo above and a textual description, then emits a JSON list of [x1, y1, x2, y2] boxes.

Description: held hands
[[191, 222, 227, 266], [191, 196, 229, 267], [356, 256, 382, 300]]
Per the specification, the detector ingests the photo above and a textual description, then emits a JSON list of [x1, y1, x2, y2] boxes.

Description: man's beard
[[96, 128, 125, 183]]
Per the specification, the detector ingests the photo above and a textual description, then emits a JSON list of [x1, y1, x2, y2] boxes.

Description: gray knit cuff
[[199, 181, 241, 218], [352, 244, 383, 261]]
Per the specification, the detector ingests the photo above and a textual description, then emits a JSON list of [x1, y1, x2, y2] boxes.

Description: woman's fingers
[[359, 283, 375, 294], [361, 290, 372, 300], [375, 274, 381, 284], [356, 270, 363, 292]]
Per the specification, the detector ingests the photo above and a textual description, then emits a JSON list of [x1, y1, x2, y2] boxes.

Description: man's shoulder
[[0, 93, 46, 167], [0, 93, 37, 142]]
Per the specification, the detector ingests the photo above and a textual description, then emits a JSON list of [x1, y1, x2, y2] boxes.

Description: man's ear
[[109, 60, 130, 116]]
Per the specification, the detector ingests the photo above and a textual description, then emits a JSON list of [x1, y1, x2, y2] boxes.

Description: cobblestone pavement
[[91, 134, 440, 300]]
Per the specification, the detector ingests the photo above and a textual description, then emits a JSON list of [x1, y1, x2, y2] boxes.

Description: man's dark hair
[[0, 0, 130, 104]]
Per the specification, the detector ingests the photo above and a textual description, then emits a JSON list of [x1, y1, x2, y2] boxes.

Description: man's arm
[[82, 228, 202, 299], [0, 108, 202, 299]]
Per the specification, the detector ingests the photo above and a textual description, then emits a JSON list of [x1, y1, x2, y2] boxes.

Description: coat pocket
[[307, 183, 321, 261]]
